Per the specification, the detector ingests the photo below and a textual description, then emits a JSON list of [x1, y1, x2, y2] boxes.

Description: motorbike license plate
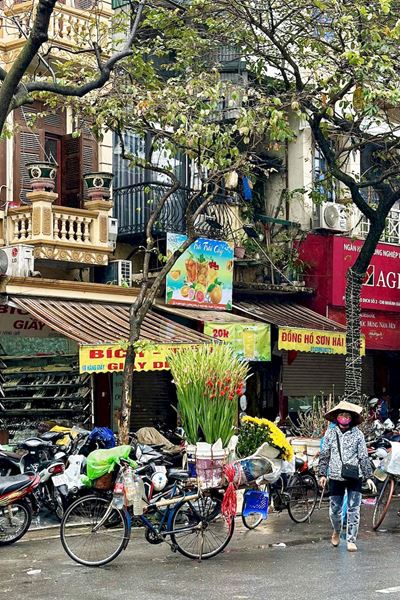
[[52, 474, 67, 487]]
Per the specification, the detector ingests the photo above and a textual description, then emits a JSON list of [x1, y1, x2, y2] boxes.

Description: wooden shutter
[[61, 131, 98, 208], [14, 107, 45, 203], [61, 135, 81, 208], [81, 127, 98, 200], [0, 139, 6, 205]]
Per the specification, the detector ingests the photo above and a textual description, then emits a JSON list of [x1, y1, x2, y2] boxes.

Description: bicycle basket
[[93, 473, 114, 490], [196, 450, 227, 489], [242, 489, 269, 520]]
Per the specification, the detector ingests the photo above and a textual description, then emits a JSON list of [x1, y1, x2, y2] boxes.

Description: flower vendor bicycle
[[242, 456, 318, 529], [60, 460, 233, 566]]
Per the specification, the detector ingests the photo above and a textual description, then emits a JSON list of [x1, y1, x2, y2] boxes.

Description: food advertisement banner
[[204, 322, 271, 361], [331, 237, 400, 313], [166, 234, 234, 310], [79, 343, 194, 373], [278, 327, 366, 356]]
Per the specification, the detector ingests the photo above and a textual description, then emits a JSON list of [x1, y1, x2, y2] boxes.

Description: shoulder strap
[[335, 430, 343, 464]]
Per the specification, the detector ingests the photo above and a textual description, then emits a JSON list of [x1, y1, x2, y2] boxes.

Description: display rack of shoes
[[0, 354, 92, 440]]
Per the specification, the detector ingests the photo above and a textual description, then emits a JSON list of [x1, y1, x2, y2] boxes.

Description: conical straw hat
[[324, 400, 364, 425]]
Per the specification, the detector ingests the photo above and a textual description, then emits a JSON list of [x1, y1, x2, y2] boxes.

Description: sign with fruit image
[[166, 234, 234, 310], [203, 322, 271, 361]]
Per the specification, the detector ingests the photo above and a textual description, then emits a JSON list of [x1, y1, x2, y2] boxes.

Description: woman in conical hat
[[318, 400, 375, 552]]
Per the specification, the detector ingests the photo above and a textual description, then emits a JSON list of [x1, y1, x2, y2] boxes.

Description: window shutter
[[14, 107, 45, 203], [81, 128, 99, 200], [0, 139, 6, 205], [61, 134, 81, 208]]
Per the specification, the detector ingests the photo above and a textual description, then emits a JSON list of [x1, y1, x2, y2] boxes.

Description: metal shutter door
[[130, 372, 177, 431], [283, 353, 374, 398]]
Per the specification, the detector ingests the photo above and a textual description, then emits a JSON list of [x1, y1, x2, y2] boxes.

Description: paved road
[[2, 502, 400, 600]]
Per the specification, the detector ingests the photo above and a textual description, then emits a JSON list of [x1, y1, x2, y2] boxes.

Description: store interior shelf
[[2, 409, 83, 417], [3, 384, 88, 391], [1, 395, 89, 402]]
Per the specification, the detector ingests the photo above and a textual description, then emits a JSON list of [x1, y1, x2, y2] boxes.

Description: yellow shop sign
[[278, 327, 366, 356], [79, 343, 194, 374]]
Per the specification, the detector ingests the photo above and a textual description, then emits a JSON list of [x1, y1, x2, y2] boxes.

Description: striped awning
[[10, 296, 210, 345], [233, 301, 346, 331]]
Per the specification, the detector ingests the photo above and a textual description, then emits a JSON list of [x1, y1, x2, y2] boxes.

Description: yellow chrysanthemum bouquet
[[237, 416, 293, 462]]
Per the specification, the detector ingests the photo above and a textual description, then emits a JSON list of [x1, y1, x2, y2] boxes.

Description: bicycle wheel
[[0, 500, 31, 546], [372, 476, 395, 531], [170, 493, 234, 560], [287, 472, 318, 523], [60, 495, 129, 567], [242, 483, 269, 530]]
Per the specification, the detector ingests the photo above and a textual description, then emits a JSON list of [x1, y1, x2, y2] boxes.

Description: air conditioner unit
[[108, 217, 118, 248], [0, 245, 34, 278], [97, 260, 132, 287], [313, 202, 347, 232]]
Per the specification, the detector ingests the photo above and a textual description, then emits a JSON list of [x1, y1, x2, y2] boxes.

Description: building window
[[360, 208, 400, 245], [313, 145, 335, 202]]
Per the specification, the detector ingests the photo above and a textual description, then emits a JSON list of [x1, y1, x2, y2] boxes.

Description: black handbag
[[335, 431, 359, 481]]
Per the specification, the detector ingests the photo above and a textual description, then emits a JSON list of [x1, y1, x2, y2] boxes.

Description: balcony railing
[[360, 209, 400, 245], [1, 191, 114, 265], [113, 181, 240, 240], [0, 0, 112, 52]]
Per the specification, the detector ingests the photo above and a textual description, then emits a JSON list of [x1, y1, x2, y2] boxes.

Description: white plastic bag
[[384, 441, 400, 475]]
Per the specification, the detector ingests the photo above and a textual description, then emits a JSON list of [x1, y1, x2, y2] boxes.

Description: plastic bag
[[230, 457, 273, 486], [384, 441, 400, 475], [82, 445, 135, 487]]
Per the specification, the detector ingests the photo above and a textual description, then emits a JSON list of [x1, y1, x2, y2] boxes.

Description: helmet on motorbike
[[151, 472, 167, 492], [369, 397, 379, 407], [383, 418, 395, 431], [375, 447, 388, 460]]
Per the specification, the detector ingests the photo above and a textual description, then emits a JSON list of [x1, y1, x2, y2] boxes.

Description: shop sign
[[203, 322, 271, 361], [0, 305, 56, 338], [328, 306, 400, 351], [165, 234, 234, 311], [278, 327, 366, 356], [332, 237, 400, 313], [79, 343, 195, 373]]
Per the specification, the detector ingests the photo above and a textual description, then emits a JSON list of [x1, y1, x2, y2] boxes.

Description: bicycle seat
[[168, 469, 190, 482], [0, 474, 33, 495], [295, 456, 305, 470]]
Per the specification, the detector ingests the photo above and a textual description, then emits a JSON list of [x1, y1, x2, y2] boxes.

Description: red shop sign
[[328, 307, 400, 351], [331, 237, 400, 313]]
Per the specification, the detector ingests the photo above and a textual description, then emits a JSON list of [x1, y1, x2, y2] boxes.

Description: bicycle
[[372, 473, 399, 530], [241, 457, 318, 530], [60, 461, 233, 566]]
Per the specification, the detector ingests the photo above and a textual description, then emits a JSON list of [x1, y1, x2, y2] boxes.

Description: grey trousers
[[329, 490, 362, 544]]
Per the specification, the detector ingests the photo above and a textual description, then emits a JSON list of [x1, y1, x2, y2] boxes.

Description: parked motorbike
[[0, 473, 40, 545], [0, 434, 69, 519]]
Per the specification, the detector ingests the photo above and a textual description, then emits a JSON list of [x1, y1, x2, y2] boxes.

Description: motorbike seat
[[40, 431, 66, 443], [19, 438, 52, 451], [0, 449, 22, 461], [295, 457, 305, 470], [0, 474, 33, 496], [168, 469, 190, 482]]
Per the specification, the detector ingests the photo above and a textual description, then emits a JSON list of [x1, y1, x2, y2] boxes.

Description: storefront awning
[[10, 296, 209, 345], [156, 304, 255, 324], [233, 301, 346, 331], [233, 301, 364, 355]]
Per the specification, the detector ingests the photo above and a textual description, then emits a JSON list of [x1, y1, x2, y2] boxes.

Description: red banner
[[331, 237, 400, 312], [328, 307, 400, 351]]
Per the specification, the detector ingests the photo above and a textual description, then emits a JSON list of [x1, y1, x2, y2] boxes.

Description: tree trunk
[[118, 305, 142, 445], [344, 215, 387, 403]]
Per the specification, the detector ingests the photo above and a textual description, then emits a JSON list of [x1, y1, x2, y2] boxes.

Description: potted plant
[[236, 416, 294, 461], [26, 161, 58, 192], [83, 172, 113, 200]]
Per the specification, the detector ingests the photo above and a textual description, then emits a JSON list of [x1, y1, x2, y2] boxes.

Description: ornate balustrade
[[4, 191, 113, 265], [0, 0, 112, 55]]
